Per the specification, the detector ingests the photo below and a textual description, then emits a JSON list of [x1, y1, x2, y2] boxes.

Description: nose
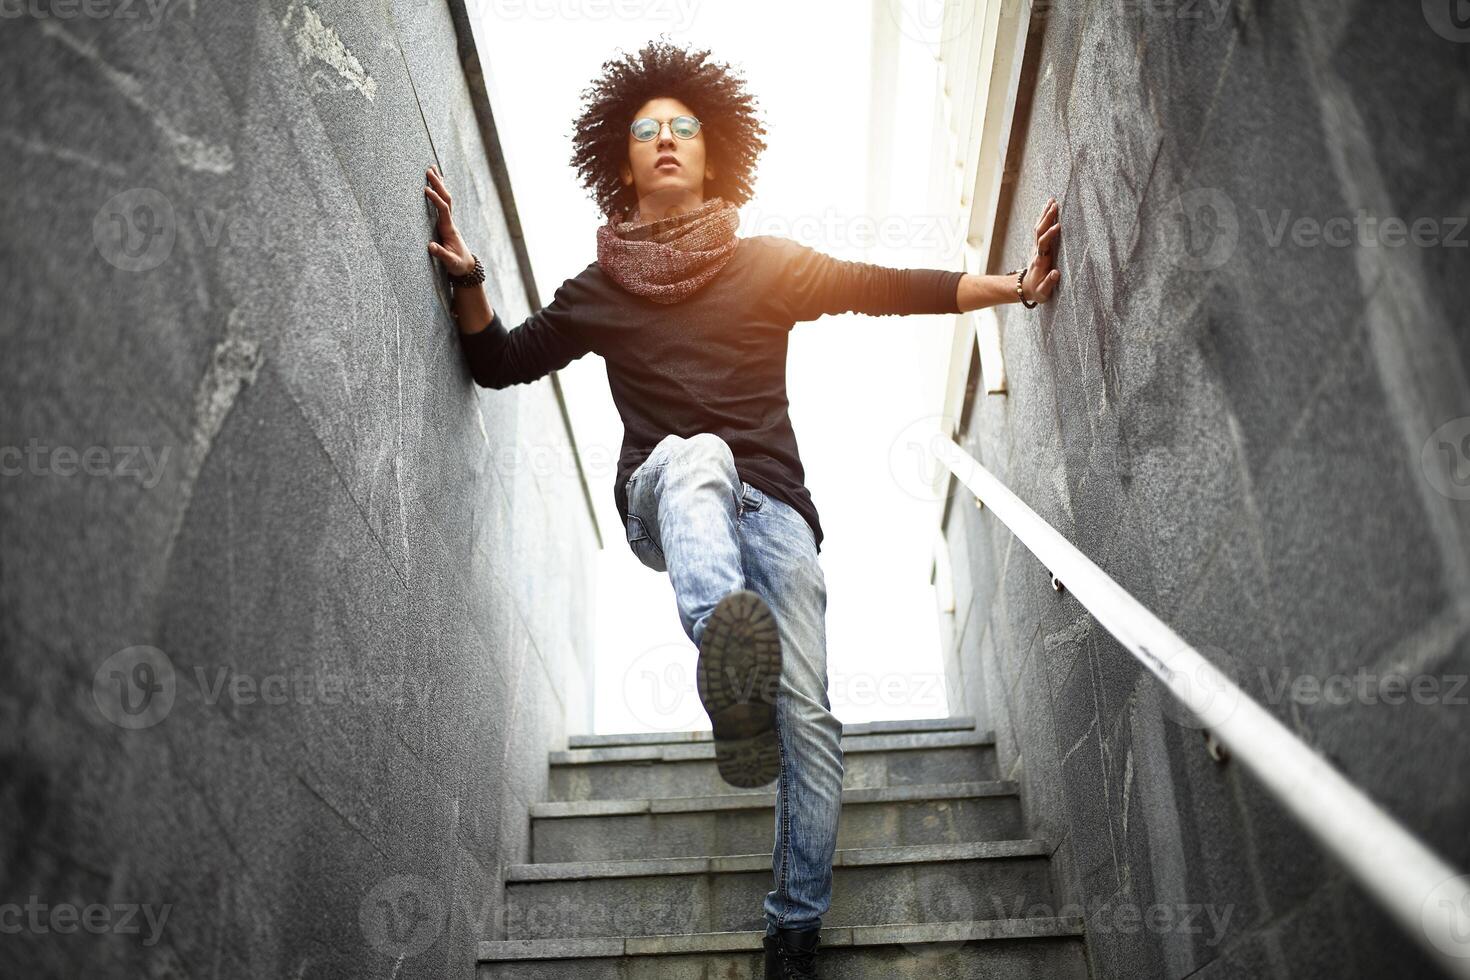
[[656, 122, 676, 148]]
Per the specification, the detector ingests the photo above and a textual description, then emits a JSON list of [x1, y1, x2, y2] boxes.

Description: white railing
[[934, 435, 1470, 979]]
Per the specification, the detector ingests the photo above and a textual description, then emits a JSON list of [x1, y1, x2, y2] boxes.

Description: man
[[425, 39, 1059, 980]]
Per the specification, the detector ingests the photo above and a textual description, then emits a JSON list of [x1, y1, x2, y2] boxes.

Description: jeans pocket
[[625, 513, 666, 572], [739, 482, 766, 517]]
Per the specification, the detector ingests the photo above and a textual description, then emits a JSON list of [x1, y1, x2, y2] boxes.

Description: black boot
[[698, 589, 783, 788], [763, 925, 821, 979]]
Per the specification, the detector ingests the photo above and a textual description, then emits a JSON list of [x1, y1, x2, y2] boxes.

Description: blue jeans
[[624, 432, 846, 934]]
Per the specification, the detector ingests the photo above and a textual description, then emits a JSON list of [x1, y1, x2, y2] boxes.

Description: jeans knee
[[686, 431, 734, 462], [675, 432, 737, 483]]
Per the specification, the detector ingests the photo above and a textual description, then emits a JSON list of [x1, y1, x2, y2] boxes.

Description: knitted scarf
[[595, 197, 741, 304]]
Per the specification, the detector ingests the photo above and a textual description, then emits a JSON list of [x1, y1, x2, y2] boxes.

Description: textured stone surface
[[480, 920, 1089, 979], [0, 2, 597, 977], [505, 845, 1053, 938], [532, 782, 1026, 863], [548, 731, 998, 801], [569, 714, 978, 748], [492, 717, 1083, 971], [945, 2, 1470, 979]]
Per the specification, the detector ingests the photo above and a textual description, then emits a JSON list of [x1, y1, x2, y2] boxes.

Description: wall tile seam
[[1148, 29, 1242, 183], [527, 637, 572, 720], [272, 378, 413, 591], [1002, 618, 1046, 697]]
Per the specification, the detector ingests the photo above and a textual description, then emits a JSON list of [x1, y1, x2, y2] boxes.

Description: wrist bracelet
[[1015, 267, 1037, 309], [448, 254, 486, 288]]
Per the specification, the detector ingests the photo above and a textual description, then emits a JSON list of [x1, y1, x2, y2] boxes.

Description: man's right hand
[[425, 165, 477, 278]]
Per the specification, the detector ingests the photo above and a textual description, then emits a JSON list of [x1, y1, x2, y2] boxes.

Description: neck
[[633, 189, 706, 222]]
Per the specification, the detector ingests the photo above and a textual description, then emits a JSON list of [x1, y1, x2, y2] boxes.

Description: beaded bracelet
[[1015, 267, 1037, 309], [449, 254, 486, 288]]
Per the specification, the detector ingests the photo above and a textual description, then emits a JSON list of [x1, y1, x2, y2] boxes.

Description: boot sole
[[697, 590, 783, 788]]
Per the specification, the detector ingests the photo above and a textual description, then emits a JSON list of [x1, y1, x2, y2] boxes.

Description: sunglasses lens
[[672, 116, 700, 139], [631, 118, 659, 141]]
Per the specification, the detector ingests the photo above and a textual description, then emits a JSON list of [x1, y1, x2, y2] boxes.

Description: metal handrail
[[934, 436, 1470, 979]]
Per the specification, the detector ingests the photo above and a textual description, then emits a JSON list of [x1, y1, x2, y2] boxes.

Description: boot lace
[[779, 943, 818, 979]]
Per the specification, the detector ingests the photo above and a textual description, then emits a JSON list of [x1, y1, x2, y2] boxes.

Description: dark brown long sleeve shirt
[[458, 234, 965, 552]]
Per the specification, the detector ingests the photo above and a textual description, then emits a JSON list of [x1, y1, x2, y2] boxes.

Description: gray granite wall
[[0, 1, 598, 977], [944, 1, 1470, 977]]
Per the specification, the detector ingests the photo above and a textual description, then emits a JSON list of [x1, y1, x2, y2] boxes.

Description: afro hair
[[569, 38, 768, 221]]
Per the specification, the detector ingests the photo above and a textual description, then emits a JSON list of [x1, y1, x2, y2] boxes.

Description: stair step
[[479, 917, 1088, 979], [531, 781, 1024, 863], [548, 730, 997, 802], [505, 840, 1054, 939], [568, 716, 977, 749]]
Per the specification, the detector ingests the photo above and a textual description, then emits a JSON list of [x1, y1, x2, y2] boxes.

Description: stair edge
[[478, 916, 1086, 961], [506, 838, 1053, 881], [567, 716, 978, 749], [529, 779, 1021, 819]]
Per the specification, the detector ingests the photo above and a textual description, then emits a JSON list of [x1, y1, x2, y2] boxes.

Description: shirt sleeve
[[772, 237, 967, 323], [457, 275, 592, 389]]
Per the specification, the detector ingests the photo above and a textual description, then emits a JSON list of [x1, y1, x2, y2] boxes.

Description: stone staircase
[[478, 716, 1089, 978]]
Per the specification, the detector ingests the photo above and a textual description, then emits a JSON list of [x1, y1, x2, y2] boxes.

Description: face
[[620, 96, 712, 213]]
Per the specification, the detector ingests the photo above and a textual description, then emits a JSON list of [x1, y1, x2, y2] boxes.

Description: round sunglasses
[[630, 115, 702, 142]]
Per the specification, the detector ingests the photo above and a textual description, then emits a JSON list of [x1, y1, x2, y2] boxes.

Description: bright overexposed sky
[[470, 0, 970, 733]]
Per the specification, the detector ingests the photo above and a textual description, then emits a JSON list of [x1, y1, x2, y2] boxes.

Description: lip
[[654, 155, 680, 171]]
